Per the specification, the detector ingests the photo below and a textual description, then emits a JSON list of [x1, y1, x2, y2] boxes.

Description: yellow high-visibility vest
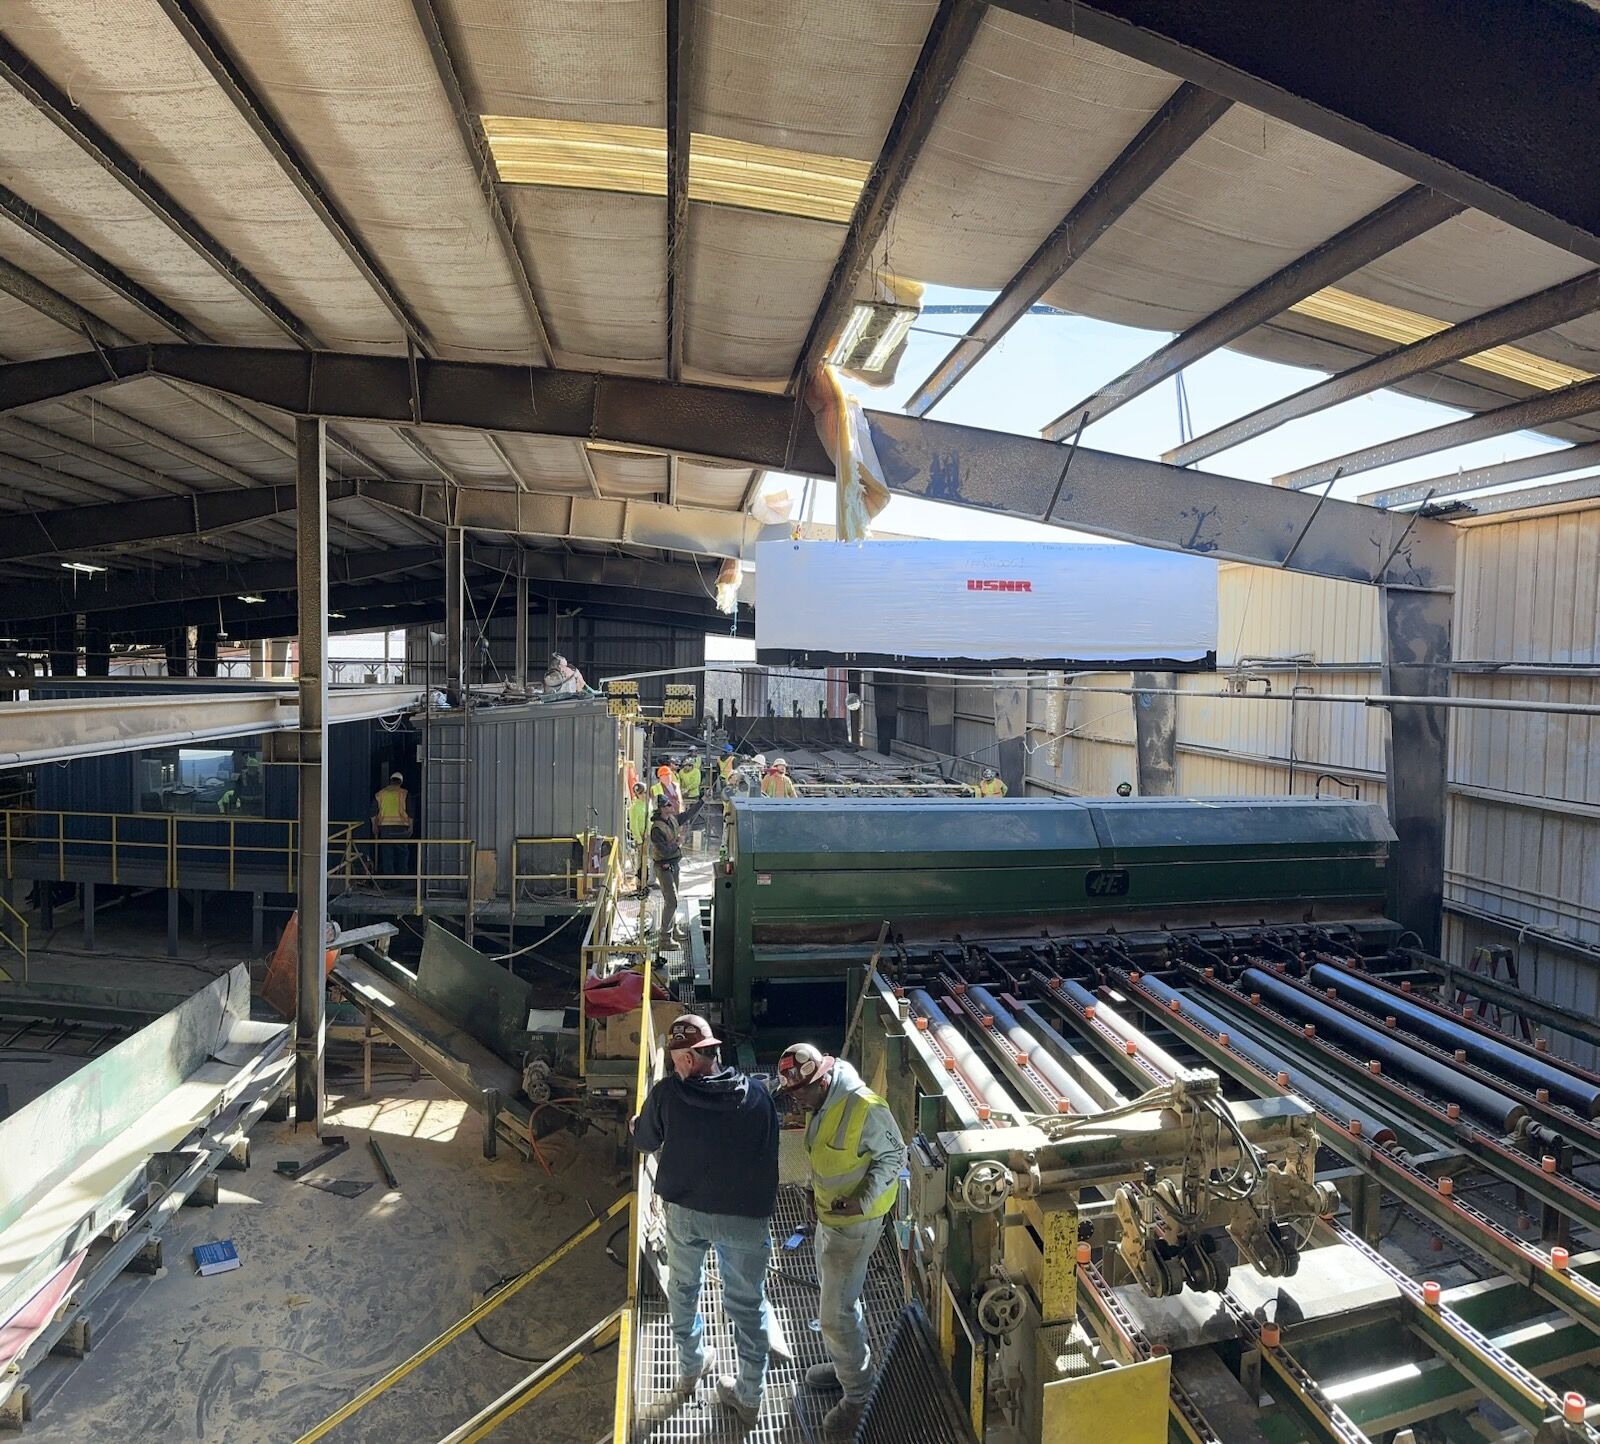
[[679, 760, 701, 799], [761, 773, 796, 798], [627, 796, 648, 841], [806, 1086, 898, 1226], [375, 785, 409, 825]]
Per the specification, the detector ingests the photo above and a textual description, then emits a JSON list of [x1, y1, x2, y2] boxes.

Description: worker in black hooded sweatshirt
[[631, 1013, 779, 1428]]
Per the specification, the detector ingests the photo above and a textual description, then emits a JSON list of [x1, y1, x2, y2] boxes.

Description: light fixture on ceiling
[[215, 596, 228, 641], [327, 610, 346, 620], [829, 301, 920, 374], [237, 594, 266, 604], [61, 560, 107, 575], [480, 117, 870, 225]]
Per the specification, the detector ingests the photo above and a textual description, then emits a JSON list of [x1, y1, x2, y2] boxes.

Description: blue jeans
[[663, 1202, 771, 1408], [816, 1215, 883, 1403]]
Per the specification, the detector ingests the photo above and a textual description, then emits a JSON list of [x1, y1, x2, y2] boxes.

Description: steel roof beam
[[992, 0, 1600, 266], [0, 480, 361, 563], [906, 82, 1231, 416], [407, 0, 554, 362], [790, 0, 987, 390], [152, 0, 430, 352], [1169, 269, 1600, 466], [0, 185, 204, 342], [1042, 185, 1463, 437], [1277, 376, 1600, 490], [1447, 473, 1600, 521], [665, 0, 696, 381], [0, 415, 191, 497], [0, 35, 312, 346], [0, 344, 1455, 588], [0, 545, 440, 623], [1361, 441, 1600, 510]]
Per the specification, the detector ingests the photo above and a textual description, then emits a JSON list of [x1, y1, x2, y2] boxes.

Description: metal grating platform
[[634, 1186, 906, 1443]]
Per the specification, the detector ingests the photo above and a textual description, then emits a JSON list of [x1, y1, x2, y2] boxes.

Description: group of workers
[[632, 1014, 905, 1435]]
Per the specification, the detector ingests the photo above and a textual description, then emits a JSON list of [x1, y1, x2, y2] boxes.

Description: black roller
[[1241, 968, 1527, 1135], [1137, 974, 1397, 1145], [1308, 961, 1600, 1119]]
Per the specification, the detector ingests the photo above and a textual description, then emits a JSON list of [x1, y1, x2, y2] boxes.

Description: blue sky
[[766, 283, 1588, 541]]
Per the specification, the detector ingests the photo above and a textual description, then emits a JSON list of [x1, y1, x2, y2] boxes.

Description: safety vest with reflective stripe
[[627, 796, 648, 842], [679, 760, 701, 799], [761, 773, 796, 798], [976, 778, 1006, 798], [375, 785, 409, 825], [719, 756, 735, 783], [806, 1085, 898, 1226]]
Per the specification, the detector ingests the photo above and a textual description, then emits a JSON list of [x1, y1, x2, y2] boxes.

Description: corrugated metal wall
[[1443, 508, 1600, 1066], [421, 700, 622, 897]]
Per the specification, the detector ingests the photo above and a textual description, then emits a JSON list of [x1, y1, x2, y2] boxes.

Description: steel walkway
[[633, 1187, 906, 1443]]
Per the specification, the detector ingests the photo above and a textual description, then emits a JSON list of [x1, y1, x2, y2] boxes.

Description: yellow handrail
[[611, 946, 657, 1443], [0, 893, 26, 983]]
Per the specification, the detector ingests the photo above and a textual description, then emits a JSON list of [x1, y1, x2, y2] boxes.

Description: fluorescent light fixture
[[61, 560, 107, 574], [327, 610, 346, 619], [481, 117, 869, 225], [237, 593, 266, 604], [829, 301, 919, 373], [1289, 286, 1593, 390]]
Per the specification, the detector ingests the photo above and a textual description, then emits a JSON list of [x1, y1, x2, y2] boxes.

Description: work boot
[[715, 1376, 760, 1428], [805, 1361, 839, 1389], [822, 1397, 866, 1436], [675, 1352, 712, 1395]]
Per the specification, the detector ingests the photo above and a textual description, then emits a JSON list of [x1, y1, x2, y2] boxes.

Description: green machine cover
[[710, 797, 1395, 1024]]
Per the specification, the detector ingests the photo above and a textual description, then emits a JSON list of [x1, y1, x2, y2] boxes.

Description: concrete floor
[[24, 1076, 627, 1444]]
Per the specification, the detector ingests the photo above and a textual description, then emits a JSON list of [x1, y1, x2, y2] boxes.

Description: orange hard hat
[[656, 765, 672, 778]]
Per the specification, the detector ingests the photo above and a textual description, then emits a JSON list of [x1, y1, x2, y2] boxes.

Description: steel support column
[[1131, 671, 1178, 796], [1383, 587, 1451, 952], [514, 559, 529, 691], [444, 527, 465, 702], [293, 417, 328, 1132]]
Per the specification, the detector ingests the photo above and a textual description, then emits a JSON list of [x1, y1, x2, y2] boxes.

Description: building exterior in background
[[862, 499, 1600, 1065]]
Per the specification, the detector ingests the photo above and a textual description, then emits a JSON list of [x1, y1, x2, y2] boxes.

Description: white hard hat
[[389, 771, 404, 782], [771, 758, 787, 771]]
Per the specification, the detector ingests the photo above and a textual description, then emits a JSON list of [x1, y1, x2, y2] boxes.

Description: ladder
[[420, 682, 474, 939]]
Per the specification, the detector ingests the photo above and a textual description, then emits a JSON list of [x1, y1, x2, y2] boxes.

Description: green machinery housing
[[708, 796, 1397, 1035]]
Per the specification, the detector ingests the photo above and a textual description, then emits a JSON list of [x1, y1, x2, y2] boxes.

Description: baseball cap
[[665, 1014, 721, 1051], [776, 1042, 834, 1091]]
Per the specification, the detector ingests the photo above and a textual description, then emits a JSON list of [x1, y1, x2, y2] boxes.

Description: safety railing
[[510, 834, 598, 907], [328, 835, 476, 915], [0, 894, 26, 983], [612, 947, 660, 1444], [0, 808, 366, 891]]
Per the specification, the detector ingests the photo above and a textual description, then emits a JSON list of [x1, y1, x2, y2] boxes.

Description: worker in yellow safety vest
[[776, 1043, 905, 1435], [974, 767, 1008, 798], [717, 745, 736, 792], [626, 782, 650, 895], [651, 764, 681, 820], [371, 772, 412, 881], [678, 754, 702, 827], [760, 758, 797, 799]]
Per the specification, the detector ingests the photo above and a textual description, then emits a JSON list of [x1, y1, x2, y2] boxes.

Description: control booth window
[[139, 743, 264, 815]]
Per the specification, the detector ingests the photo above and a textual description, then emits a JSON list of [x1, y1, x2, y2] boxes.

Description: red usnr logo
[[966, 579, 1032, 592]]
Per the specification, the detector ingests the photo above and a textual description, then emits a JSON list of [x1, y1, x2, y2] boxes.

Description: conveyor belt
[[633, 1186, 905, 1443]]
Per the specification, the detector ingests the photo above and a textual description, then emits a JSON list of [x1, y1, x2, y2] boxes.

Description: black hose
[[472, 1273, 620, 1362]]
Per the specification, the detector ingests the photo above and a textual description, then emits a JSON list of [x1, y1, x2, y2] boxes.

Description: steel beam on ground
[[906, 83, 1230, 416], [1278, 376, 1600, 490], [153, 0, 429, 353], [789, 0, 986, 389], [0, 346, 1456, 590], [1041, 186, 1462, 437], [1362, 442, 1600, 510], [406, 0, 552, 361], [990, 0, 1600, 266], [1169, 270, 1600, 466], [0, 36, 311, 347], [293, 417, 328, 1132]]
